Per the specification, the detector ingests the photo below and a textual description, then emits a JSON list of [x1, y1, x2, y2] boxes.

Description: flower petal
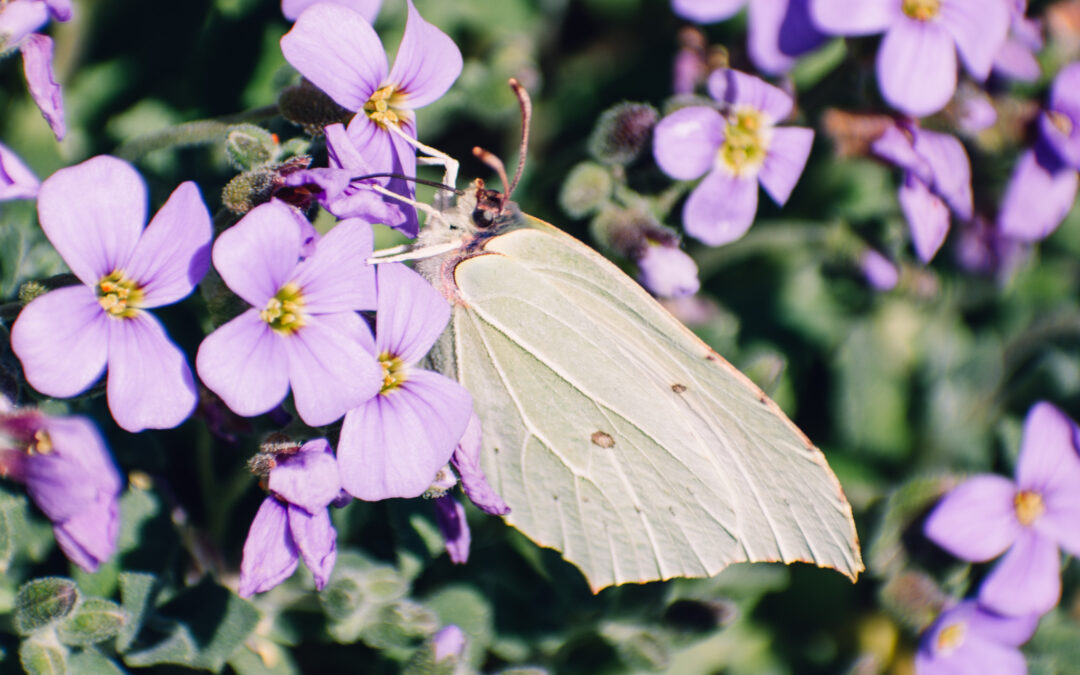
[[433, 496, 470, 564], [877, 19, 957, 117], [106, 312, 197, 432], [42, 415, 122, 494], [375, 263, 450, 364], [636, 243, 700, 298], [287, 505, 337, 590], [280, 3, 386, 112], [993, 35, 1041, 82], [940, 0, 1010, 80], [707, 68, 793, 121], [1016, 402, 1080, 492], [125, 182, 212, 308], [898, 175, 950, 263], [759, 126, 813, 205], [343, 115, 395, 174], [748, 0, 827, 75], [20, 34, 65, 141], [11, 287, 108, 398], [0, 141, 40, 200], [282, 0, 381, 22], [36, 156, 147, 287], [213, 200, 302, 308], [53, 498, 119, 573], [270, 439, 342, 512], [671, 0, 745, 23], [653, 106, 725, 181], [967, 603, 1040, 647], [451, 414, 510, 515], [998, 145, 1079, 242], [978, 529, 1061, 616], [872, 124, 933, 181], [1049, 63, 1080, 121], [292, 219, 376, 312], [283, 315, 382, 427], [807, 0, 893, 35], [923, 474, 1020, 561], [916, 129, 973, 219], [196, 310, 291, 418], [338, 369, 473, 500], [0, 1, 49, 49], [43, 0, 72, 22], [388, 0, 463, 109], [683, 170, 759, 246], [239, 498, 299, 598]]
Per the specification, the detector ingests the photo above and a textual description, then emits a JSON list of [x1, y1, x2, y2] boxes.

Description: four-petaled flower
[[196, 200, 382, 427], [12, 156, 212, 432], [915, 600, 1038, 675], [653, 68, 814, 246], [281, 0, 462, 237], [925, 402, 1080, 616], [337, 263, 473, 501], [239, 438, 343, 596], [0, 0, 72, 139], [809, 0, 1010, 117]]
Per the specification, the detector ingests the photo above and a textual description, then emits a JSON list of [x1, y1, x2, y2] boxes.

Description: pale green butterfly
[[370, 81, 862, 592]]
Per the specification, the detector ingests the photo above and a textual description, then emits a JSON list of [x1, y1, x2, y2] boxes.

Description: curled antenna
[[507, 77, 531, 198], [348, 173, 464, 195]]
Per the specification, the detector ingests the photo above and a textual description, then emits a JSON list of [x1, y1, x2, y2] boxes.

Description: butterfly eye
[[471, 188, 505, 229]]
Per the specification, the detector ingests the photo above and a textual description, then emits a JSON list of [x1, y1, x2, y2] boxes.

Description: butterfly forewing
[[449, 216, 862, 591]]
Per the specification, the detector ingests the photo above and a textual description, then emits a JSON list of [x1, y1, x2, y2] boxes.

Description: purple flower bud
[[636, 243, 701, 298], [0, 0, 70, 139], [450, 414, 510, 516], [432, 495, 470, 565], [859, 249, 899, 291], [432, 624, 467, 662]]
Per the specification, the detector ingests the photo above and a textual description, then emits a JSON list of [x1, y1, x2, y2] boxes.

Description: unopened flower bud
[[859, 249, 899, 291], [559, 162, 613, 218], [222, 156, 314, 215], [591, 207, 699, 298], [17, 281, 49, 305], [225, 124, 277, 171], [278, 79, 354, 136], [588, 102, 659, 166]]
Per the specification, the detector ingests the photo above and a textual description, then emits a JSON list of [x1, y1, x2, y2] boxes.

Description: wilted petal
[[125, 182, 212, 307], [0, 1, 49, 48], [940, 0, 1010, 80], [213, 201, 302, 308], [998, 146, 1079, 242], [196, 310, 291, 418], [339, 370, 472, 500], [284, 315, 382, 427], [280, 3, 387, 112], [451, 414, 510, 515], [287, 505, 337, 590], [760, 126, 813, 205], [708, 68, 793, 121], [671, 0, 745, 23], [53, 498, 118, 573], [898, 175, 950, 263], [808, 0, 893, 35], [239, 498, 299, 597], [636, 244, 700, 298], [292, 220, 376, 312], [269, 439, 342, 512], [388, 0, 463, 109], [12, 287, 108, 398], [282, 0, 380, 22], [433, 496, 470, 564], [923, 474, 1020, 561], [916, 129, 973, 219], [36, 156, 147, 287], [20, 34, 64, 140], [877, 20, 957, 117], [683, 170, 759, 246], [0, 142, 40, 200], [979, 529, 1061, 616], [748, 0, 826, 74], [375, 263, 450, 364], [653, 106, 724, 181], [106, 312, 197, 432]]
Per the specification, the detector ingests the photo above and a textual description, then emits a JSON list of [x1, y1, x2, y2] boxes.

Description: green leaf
[[600, 623, 670, 671], [15, 578, 80, 636], [360, 600, 440, 654], [0, 489, 25, 573], [19, 633, 68, 675], [321, 551, 411, 644], [66, 649, 125, 675], [57, 598, 126, 646], [116, 572, 160, 653], [866, 474, 959, 578], [423, 586, 494, 667], [228, 641, 301, 675]]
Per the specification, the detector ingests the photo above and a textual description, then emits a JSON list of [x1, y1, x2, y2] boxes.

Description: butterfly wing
[[447, 217, 862, 591]]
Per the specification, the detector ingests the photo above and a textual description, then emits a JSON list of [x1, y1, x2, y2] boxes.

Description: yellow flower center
[[379, 352, 406, 394], [935, 621, 967, 655], [1014, 490, 1045, 526], [364, 85, 408, 128], [96, 271, 144, 318], [718, 108, 771, 175], [28, 429, 52, 455], [260, 282, 306, 334], [902, 0, 941, 21]]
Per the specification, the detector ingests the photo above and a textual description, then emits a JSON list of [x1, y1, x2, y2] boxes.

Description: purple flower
[[0, 0, 72, 140], [809, 0, 1010, 117], [433, 495, 470, 564], [653, 68, 814, 246], [859, 249, 900, 290], [336, 263, 472, 501], [280, 1, 462, 238], [432, 625, 467, 662], [997, 142, 1078, 242], [915, 600, 1038, 675], [239, 439, 341, 596], [11, 156, 211, 432], [281, 0, 379, 21], [0, 403, 121, 572], [924, 402, 1080, 616], [993, 0, 1043, 82], [451, 414, 510, 516], [1039, 63, 1080, 170], [871, 122, 973, 262], [196, 200, 382, 427], [954, 216, 1026, 279], [636, 242, 701, 298], [672, 0, 827, 74], [0, 142, 39, 200]]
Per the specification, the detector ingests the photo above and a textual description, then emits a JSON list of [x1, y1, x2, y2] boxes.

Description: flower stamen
[[718, 108, 771, 175], [96, 271, 143, 318], [902, 0, 941, 21], [1048, 111, 1074, 137], [260, 282, 306, 334], [935, 621, 967, 655], [364, 85, 407, 128], [379, 352, 406, 394], [1014, 490, 1045, 526]]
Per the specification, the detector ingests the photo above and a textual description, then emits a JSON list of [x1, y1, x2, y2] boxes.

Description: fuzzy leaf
[[19, 634, 68, 675], [57, 598, 126, 646], [16, 578, 79, 636]]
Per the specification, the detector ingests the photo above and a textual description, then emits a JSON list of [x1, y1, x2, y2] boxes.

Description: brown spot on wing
[[591, 431, 615, 448]]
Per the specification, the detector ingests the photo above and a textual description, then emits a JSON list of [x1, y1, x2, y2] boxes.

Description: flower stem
[[113, 106, 280, 162]]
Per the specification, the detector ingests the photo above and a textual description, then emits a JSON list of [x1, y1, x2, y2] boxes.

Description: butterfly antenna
[[507, 77, 531, 199], [349, 173, 465, 195], [472, 146, 511, 211]]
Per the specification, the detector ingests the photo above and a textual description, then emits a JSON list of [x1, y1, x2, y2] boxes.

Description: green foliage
[[15, 578, 79, 636]]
